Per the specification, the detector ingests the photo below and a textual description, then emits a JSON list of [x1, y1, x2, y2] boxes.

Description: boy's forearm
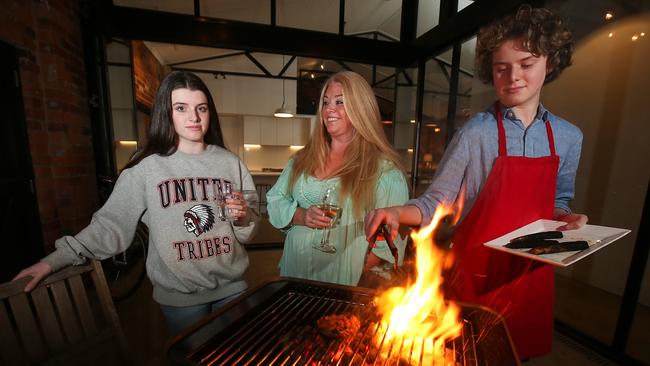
[[397, 205, 424, 227]]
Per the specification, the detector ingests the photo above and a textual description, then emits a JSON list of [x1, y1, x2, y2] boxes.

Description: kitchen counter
[[250, 171, 282, 176]]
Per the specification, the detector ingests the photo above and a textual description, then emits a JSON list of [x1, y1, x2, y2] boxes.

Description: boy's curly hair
[[476, 5, 574, 85]]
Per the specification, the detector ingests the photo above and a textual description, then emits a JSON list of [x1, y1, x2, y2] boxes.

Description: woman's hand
[[12, 261, 52, 292], [554, 209, 588, 231], [297, 206, 332, 229]]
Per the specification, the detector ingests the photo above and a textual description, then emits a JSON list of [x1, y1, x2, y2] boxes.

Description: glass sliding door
[[542, 4, 650, 364], [392, 68, 418, 180], [414, 48, 452, 196]]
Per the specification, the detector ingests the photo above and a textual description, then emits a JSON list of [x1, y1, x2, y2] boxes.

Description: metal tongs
[[370, 224, 399, 271], [360, 224, 412, 288]]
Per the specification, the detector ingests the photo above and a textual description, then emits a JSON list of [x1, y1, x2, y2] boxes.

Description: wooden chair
[[0, 260, 129, 365]]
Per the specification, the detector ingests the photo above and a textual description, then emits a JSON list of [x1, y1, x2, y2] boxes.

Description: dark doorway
[[0, 40, 45, 282]]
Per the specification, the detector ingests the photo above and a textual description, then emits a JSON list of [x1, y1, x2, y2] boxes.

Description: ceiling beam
[[168, 51, 247, 67], [105, 4, 423, 68], [278, 55, 296, 77], [414, 0, 539, 59], [172, 67, 300, 81], [400, 0, 418, 43], [193, 0, 200, 16], [244, 52, 272, 76], [339, 0, 345, 36]]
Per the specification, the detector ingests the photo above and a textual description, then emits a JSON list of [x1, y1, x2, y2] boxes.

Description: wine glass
[[313, 185, 341, 253]]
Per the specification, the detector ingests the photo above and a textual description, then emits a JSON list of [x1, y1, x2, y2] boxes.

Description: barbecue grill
[[167, 278, 520, 365]]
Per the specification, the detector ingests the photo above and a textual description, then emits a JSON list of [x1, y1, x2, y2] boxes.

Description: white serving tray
[[483, 219, 631, 267]]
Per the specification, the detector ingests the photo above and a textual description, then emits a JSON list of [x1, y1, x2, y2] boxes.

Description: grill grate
[[188, 284, 479, 366]]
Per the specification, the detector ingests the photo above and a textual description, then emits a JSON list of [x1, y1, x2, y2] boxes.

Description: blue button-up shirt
[[409, 103, 583, 225]]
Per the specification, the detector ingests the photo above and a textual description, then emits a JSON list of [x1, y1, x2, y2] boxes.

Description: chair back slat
[[32, 285, 66, 351], [50, 279, 83, 344], [8, 291, 47, 361], [0, 302, 25, 365], [68, 274, 98, 336], [90, 260, 128, 354]]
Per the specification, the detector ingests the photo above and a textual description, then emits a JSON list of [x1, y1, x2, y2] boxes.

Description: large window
[[106, 40, 138, 173], [391, 68, 418, 177], [417, 0, 440, 37], [413, 49, 452, 196]]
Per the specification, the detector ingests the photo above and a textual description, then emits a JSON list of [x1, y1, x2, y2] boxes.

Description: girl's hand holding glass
[[225, 192, 248, 224], [217, 183, 254, 225], [224, 190, 259, 225]]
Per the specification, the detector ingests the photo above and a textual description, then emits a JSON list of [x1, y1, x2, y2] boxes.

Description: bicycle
[[101, 222, 149, 302], [97, 175, 149, 302]]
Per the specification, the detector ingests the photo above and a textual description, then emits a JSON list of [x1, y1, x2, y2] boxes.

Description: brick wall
[[0, 0, 97, 252], [132, 40, 165, 113]]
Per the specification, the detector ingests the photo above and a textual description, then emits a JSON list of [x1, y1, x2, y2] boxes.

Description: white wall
[[193, 54, 300, 172], [192, 53, 297, 117], [203, 74, 297, 117], [542, 13, 650, 305]]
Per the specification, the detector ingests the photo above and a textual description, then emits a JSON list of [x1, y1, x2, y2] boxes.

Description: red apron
[[449, 102, 558, 358]]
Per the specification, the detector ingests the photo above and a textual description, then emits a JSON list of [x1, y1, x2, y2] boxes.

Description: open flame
[[374, 202, 464, 362]]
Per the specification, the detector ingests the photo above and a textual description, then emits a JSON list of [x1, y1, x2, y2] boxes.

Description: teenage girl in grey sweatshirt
[[14, 71, 259, 336]]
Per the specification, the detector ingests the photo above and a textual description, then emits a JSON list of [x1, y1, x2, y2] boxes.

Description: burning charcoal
[[509, 230, 563, 243], [504, 239, 559, 249], [527, 240, 589, 255]]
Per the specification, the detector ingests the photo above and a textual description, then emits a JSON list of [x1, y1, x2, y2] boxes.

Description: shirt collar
[[495, 102, 549, 125]]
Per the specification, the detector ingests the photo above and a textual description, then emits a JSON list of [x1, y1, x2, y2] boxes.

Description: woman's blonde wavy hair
[[288, 71, 405, 219]]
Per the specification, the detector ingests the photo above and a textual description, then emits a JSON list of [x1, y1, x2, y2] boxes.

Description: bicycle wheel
[[102, 224, 148, 302]]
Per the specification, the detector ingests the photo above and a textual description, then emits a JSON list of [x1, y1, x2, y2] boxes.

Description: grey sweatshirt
[[43, 145, 259, 306]]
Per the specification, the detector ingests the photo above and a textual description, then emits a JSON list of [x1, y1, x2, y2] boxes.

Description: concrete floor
[[114, 247, 647, 365]]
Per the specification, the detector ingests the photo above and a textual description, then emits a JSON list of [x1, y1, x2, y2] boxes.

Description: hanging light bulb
[[274, 55, 294, 118]]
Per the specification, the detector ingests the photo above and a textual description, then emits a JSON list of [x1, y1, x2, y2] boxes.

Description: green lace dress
[[266, 159, 409, 286]]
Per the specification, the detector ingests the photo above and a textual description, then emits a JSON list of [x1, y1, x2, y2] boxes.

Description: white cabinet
[[220, 115, 243, 157], [275, 118, 293, 146], [259, 117, 277, 145], [291, 118, 309, 146], [243, 116, 261, 144], [243, 115, 310, 146]]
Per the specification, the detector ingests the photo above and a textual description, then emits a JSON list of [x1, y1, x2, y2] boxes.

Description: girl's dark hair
[[476, 5, 574, 85], [123, 70, 225, 170]]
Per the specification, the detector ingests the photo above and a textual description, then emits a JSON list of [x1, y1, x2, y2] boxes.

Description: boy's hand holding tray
[[483, 219, 630, 267]]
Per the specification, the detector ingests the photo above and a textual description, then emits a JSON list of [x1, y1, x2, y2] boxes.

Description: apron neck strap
[[495, 102, 507, 156], [544, 120, 557, 156], [495, 101, 557, 157]]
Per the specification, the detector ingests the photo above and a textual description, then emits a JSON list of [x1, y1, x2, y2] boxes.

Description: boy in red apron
[[365, 6, 588, 359]]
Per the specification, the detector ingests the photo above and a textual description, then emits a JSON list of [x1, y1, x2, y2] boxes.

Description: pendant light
[[274, 55, 294, 118]]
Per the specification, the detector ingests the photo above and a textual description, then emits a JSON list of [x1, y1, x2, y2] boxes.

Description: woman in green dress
[[266, 71, 409, 286]]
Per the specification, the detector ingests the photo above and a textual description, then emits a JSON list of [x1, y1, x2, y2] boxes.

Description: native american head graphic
[[183, 204, 215, 237]]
